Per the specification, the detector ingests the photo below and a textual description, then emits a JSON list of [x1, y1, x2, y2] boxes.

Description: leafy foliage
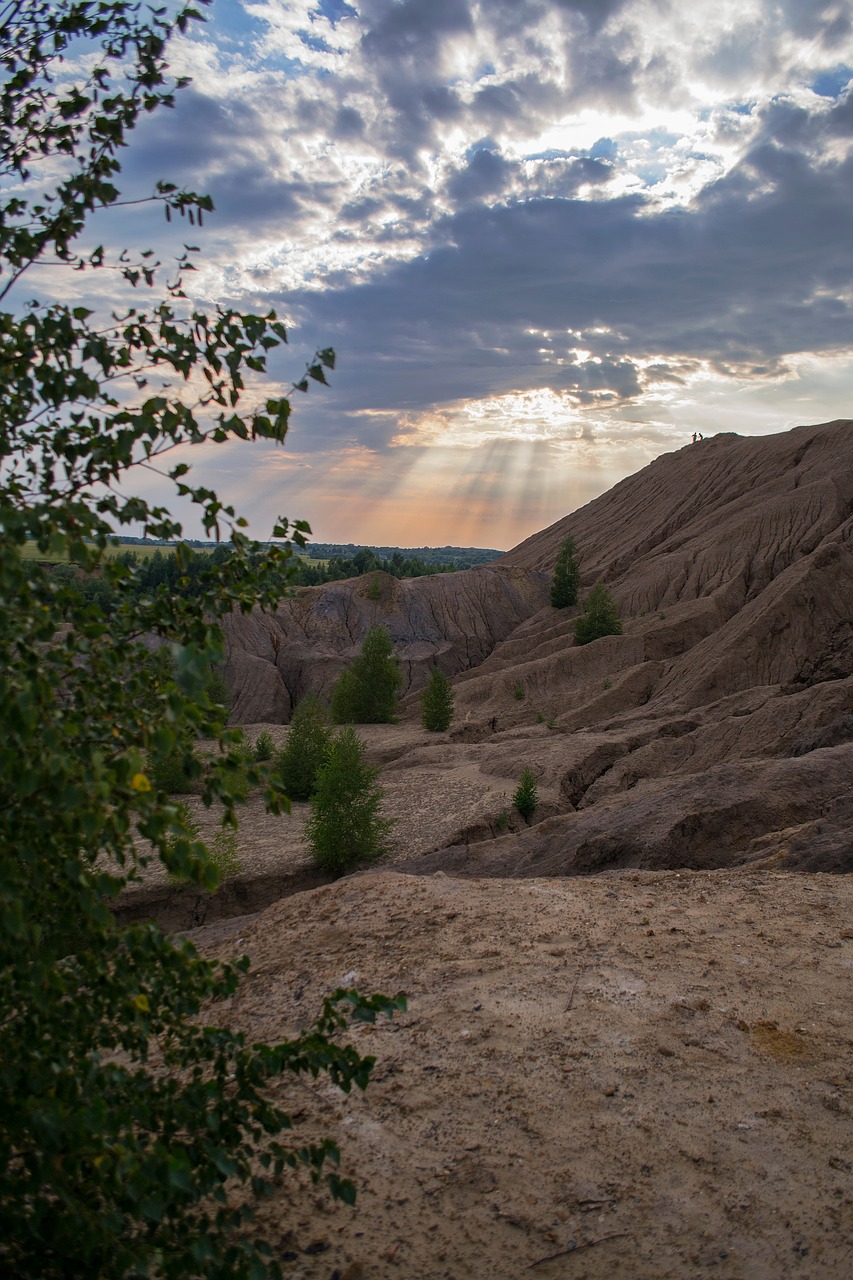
[[513, 767, 539, 822], [306, 728, 394, 873], [0, 5, 403, 1276], [550, 535, 581, 608], [164, 803, 240, 887], [330, 625, 403, 724], [420, 666, 455, 732], [274, 693, 331, 801], [573, 582, 624, 645]]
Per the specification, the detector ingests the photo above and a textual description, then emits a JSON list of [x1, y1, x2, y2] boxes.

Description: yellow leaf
[[131, 772, 151, 792], [133, 993, 150, 1013]]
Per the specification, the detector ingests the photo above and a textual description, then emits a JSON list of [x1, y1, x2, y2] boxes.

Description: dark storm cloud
[[360, 0, 474, 58], [781, 0, 852, 44], [446, 146, 512, 202]]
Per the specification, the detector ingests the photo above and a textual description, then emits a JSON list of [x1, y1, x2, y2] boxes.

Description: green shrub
[[152, 735, 200, 794], [535, 711, 545, 724], [210, 827, 241, 880], [306, 727, 394, 873], [165, 803, 240, 887], [275, 692, 331, 800], [513, 681, 524, 700], [495, 807, 510, 833], [513, 767, 538, 822], [252, 729, 275, 762], [420, 666, 455, 731], [573, 582, 623, 646], [550, 534, 580, 608], [331, 625, 402, 724]]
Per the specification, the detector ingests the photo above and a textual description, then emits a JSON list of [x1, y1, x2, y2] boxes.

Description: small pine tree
[[513, 767, 538, 822], [420, 666, 454, 731], [551, 534, 581, 608], [331, 624, 403, 724], [274, 692, 331, 801], [306, 727, 393, 873], [573, 582, 623, 645], [252, 730, 274, 762]]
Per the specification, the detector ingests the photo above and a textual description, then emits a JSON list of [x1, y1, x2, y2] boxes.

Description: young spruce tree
[[550, 534, 581, 608], [573, 582, 624, 645], [420, 666, 455, 731], [306, 728, 394, 873], [331, 624, 403, 723], [513, 767, 539, 822]]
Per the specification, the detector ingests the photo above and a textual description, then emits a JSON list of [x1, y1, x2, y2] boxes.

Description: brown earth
[[121, 420, 853, 1276], [189, 868, 853, 1280]]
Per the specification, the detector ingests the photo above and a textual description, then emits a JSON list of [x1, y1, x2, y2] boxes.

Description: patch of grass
[[513, 682, 524, 701]]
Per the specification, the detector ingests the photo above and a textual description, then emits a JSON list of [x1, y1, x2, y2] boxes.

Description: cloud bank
[[52, 1, 853, 544]]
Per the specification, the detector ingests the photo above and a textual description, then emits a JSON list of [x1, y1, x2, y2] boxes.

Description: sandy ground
[[190, 867, 853, 1280], [120, 724, 543, 906]]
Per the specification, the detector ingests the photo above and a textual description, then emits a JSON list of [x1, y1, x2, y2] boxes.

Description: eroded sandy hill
[[210, 421, 853, 890], [123, 422, 853, 1278]]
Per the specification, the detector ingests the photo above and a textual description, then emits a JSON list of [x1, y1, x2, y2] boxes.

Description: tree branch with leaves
[[0, 5, 403, 1277]]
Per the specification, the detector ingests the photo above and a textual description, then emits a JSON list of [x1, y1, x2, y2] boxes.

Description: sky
[[67, 1, 853, 548]]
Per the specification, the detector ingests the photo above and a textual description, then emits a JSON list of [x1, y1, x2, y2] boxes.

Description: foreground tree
[[331, 624, 403, 723], [306, 728, 394, 873], [420, 665, 455, 731], [0, 5, 402, 1276], [550, 534, 581, 608], [573, 582, 624, 645]]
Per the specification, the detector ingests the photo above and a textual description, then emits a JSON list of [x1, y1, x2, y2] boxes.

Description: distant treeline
[[42, 541, 503, 612], [302, 542, 502, 569], [290, 545, 496, 586]]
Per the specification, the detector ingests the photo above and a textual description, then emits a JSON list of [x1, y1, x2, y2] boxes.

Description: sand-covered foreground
[[192, 868, 853, 1280]]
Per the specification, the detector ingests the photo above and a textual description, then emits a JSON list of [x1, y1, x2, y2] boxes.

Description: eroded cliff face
[[222, 564, 550, 724], [217, 419, 853, 879]]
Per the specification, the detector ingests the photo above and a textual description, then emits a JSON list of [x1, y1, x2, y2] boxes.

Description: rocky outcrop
[[400, 744, 853, 878], [222, 564, 549, 723]]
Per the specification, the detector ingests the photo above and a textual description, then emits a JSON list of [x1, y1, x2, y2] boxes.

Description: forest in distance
[[93, 537, 503, 566], [32, 539, 504, 616]]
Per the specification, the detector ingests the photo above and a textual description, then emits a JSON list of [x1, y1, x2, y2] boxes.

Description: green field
[[19, 540, 216, 563], [20, 542, 332, 569]]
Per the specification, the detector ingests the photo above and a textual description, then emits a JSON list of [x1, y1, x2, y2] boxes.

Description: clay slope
[[216, 419, 853, 880], [389, 421, 853, 877], [222, 564, 548, 723]]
